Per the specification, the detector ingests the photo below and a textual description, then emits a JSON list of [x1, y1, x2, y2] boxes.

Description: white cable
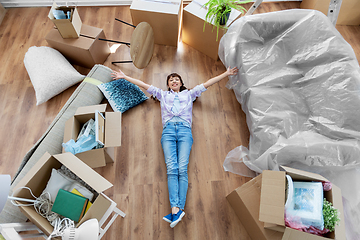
[[47, 217, 75, 240], [10, 187, 38, 207]]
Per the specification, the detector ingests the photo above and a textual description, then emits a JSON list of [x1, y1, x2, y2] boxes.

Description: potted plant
[[202, 0, 250, 41]]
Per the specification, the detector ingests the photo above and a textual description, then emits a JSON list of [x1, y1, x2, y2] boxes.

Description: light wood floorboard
[[0, 2, 359, 240]]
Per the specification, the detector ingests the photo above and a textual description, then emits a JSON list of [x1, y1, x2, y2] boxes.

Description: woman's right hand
[[111, 69, 126, 80]]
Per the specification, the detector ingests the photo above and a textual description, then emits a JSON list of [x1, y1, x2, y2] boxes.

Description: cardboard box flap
[[14, 152, 54, 192], [259, 170, 285, 226], [280, 166, 328, 182], [105, 112, 122, 148], [78, 193, 112, 226], [63, 116, 79, 143], [53, 152, 113, 192], [48, 2, 59, 20], [95, 110, 105, 146], [75, 104, 107, 124], [331, 184, 346, 239], [75, 104, 107, 115]]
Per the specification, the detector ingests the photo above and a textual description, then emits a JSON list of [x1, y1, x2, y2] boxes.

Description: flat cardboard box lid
[[130, 0, 182, 15], [53, 152, 113, 193], [280, 166, 329, 182], [184, 0, 241, 27], [259, 170, 286, 226]]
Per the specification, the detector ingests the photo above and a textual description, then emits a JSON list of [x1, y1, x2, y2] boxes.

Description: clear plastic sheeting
[[219, 9, 360, 240]]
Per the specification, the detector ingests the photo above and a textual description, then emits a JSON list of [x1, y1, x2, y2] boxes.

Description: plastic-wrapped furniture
[[219, 9, 360, 239]]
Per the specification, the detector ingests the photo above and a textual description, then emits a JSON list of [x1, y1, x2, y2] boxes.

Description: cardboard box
[[182, 0, 242, 60], [45, 24, 111, 68], [63, 104, 122, 168], [227, 173, 284, 240], [0, 3, 6, 27], [300, 0, 360, 25], [48, 2, 82, 38], [227, 166, 346, 240], [130, 0, 183, 47], [13, 152, 114, 236]]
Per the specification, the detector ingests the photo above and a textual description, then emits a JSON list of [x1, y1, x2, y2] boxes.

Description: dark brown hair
[[167, 73, 187, 92]]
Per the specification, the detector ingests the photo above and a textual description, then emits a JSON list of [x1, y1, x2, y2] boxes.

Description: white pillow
[[42, 168, 94, 203], [24, 46, 85, 105]]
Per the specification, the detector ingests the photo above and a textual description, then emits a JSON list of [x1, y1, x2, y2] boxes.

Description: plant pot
[[219, 10, 231, 26]]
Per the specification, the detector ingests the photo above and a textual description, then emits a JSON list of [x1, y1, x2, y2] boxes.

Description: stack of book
[[51, 189, 91, 222]]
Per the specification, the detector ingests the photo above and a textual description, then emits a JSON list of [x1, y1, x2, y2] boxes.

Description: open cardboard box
[[12, 152, 114, 236], [63, 104, 121, 168], [227, 166, 346, 240], [48, 2, 82, 39]]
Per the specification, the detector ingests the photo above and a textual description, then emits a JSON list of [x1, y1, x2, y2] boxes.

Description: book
[[71, 188, 92, 214], [51, 189, 89, 222]]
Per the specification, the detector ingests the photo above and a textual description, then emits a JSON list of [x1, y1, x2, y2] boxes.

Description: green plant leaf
[[323, 198, 340, 232], [202, 0, 251, 41]]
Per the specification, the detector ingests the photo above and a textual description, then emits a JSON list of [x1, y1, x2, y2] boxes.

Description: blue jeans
[[161, 122, 193, 210]]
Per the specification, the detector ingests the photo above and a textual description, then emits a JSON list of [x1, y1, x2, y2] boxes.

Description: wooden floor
[[0, 2, 359, 240]]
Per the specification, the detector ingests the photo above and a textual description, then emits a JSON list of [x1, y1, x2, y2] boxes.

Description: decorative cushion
[[98, 78, 149, 113], [24, 46, 85, 105], [42, 168, 94, 203]]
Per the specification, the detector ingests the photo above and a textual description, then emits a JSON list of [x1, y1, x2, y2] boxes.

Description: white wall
[[0, 1, 132, 8], [0, 0, 301, 8]]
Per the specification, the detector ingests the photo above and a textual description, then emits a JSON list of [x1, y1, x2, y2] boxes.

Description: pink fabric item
[[322, 181, 332, 191], [285, 213, 330, 236]]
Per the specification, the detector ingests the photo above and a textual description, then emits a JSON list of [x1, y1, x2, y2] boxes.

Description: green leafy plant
[[202, 0, 251, 41], [323, 198, 340, 232]]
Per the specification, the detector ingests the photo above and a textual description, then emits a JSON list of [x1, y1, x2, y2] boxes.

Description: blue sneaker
[[170, 210, 185, 228], [163, 213, 172, 223]]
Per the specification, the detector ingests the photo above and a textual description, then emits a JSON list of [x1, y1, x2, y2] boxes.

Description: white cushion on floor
[[24, 46, 85, 105]]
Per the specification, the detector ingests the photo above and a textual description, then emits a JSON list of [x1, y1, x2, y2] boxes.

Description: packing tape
[[83, 77, 103, 86]]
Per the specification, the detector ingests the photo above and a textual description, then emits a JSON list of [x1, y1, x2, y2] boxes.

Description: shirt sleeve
[[147, 85, 163, 100], [189, 84, 207, 101]]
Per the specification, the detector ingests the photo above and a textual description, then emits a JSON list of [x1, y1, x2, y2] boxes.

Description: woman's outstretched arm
[[111, 69, 151, 90], [203, 67, 238, 89]]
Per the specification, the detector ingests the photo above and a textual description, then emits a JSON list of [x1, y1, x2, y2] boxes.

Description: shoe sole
[[162, 217, 172, 223], [170, 212, 185, 228]]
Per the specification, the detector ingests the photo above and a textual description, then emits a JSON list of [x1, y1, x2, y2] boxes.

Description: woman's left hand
[[227, 67, 239, 76]]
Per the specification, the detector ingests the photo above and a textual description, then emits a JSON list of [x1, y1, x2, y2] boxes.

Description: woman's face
[[168, 76, 182, 92]]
